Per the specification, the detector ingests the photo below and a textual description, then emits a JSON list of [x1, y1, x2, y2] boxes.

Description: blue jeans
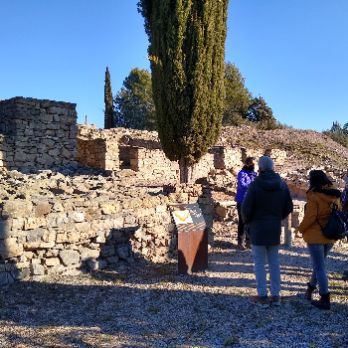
[[252, 245, 281, 297], [308, 244, 333, 295]]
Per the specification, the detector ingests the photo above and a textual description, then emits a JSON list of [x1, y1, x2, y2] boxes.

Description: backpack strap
[[316, 202, 337, 231]]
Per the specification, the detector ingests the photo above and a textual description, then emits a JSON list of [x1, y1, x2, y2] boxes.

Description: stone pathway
[[0, 233, 347, 348]]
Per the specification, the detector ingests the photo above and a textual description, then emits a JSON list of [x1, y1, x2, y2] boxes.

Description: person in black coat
[[242, 156, 293, 307]]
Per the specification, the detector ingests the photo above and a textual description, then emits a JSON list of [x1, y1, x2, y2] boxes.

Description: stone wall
[[76, 125, 160, 171], [0, 97, 77, 171], [212, 146, 287, 173], [0, 170, 213, 285], [212, 146, 243, 170], [128, 146, 215, 182], [77, 138, 119, 170], [129, 147, 179, 179], [77, 126, 288, 183], [192, 153, 215, 181]]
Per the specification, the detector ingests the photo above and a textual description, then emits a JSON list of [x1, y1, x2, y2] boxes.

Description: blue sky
[[1, 0, 348, 131]]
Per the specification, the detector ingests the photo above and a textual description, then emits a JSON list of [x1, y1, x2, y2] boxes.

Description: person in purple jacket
[[235, 157, 257, 249]]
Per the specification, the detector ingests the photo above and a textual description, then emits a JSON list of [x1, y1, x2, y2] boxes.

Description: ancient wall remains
[[0, 97, 77, 171], [77, 138, 119, 170], [76, 125, 287, 182], [0, 170, 214, 285], [129, 147, 179, 179], [212, 146, 243, 170], [76, 125, 161, 171]]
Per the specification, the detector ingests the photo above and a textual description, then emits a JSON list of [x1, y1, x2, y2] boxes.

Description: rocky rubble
[[1, 122, 346, 286], [220, 125, 348, 189], [0, 168, 215, 285]]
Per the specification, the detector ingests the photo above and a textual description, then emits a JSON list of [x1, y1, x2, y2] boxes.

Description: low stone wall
[[76, 126, 122, 170], [77, 138, 119, 170], [76, 125, 160, 171], [211, 146, 287, 173], [212, 146, 243, 170], [76, 125, 288, 184], [129, 147, 179, 180], [0, 170, 213, 285], [192, 153, 215, 181], [0, 97, 77, 171], [266, 149, 287, 166], [128, 147, 215, 182]]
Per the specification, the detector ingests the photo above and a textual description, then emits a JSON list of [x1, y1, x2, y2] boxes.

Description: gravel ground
[[0, 231, 347, 348]]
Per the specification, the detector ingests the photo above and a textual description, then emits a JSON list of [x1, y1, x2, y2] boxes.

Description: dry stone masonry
[[0, 97, 312, 286], [0, 170, 213, 285], [0, 97, 77, 172], [76, 125, 287, 183]]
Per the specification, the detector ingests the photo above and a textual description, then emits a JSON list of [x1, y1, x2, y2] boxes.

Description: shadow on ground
[[0, 241, 347, 347]]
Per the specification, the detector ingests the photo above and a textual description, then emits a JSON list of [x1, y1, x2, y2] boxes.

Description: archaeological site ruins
[[0, 97, 305, 285]]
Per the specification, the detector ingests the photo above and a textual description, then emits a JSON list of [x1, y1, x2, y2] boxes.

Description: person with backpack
[[341, 171, 348, 213], [235, 157, 257, 250], [340, 172, 348, 281], [242, 156, 293, 307], [297, 170, 342, 310]]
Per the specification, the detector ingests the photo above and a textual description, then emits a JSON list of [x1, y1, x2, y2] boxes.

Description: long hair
[[309, 170, 332, 191], [242, 156, 255, 171]]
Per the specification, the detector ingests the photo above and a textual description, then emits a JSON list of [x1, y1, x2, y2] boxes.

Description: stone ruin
[[76, 124, 288, 183], [0, 171, 213, 284], [0, 97, 77, 172], [0, 97, 303, 285]]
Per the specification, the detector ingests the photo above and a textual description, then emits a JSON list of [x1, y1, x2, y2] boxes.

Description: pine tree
[[114, 68, 156, 130], [104, 67, 114, 129], [323, 121, 348, 148], [138, 0, 228, 182], [223, 62, 252, 126], [246, 96, 277, 130]]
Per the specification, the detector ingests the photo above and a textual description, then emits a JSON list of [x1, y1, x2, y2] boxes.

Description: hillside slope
[[219, 126, 348, 170], [219, 125, 348, 184]]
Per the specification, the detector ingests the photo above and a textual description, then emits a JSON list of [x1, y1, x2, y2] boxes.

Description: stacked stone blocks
[[76, 125, 287, 182], [0, 97, 77, 171], [0, 176, 213, 285]]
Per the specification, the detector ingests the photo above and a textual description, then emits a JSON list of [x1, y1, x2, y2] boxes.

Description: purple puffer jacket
[[235, 168, 257, 204]]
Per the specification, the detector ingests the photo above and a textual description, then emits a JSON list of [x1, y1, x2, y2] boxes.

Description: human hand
[[294, 228, 301, 238]]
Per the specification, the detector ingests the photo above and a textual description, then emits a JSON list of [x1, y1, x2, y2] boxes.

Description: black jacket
[[241, 170, 293, 246]]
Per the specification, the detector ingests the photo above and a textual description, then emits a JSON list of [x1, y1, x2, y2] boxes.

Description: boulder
[[59, 250, 80, 266]]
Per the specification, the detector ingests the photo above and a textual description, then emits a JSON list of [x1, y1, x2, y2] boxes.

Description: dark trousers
[[237, 203, 249, 244]]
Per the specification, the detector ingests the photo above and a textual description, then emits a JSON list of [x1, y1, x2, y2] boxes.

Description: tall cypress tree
[[138, 0, 228, 182], [104, 67, 114, 129]]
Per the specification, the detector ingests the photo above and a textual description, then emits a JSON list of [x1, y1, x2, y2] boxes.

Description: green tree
[[324, 121, 348, 148], [138, 0, 228, 182], [223, 62, 252, 126], [246, 96, 277, 130], [104, 67, 114, 129], [114, 68, 156, 130]]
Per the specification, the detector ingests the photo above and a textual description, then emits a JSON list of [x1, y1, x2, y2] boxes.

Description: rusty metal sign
[[171, 203, 208, 274]]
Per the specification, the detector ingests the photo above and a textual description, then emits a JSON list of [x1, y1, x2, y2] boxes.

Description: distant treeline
[[324, 121, 348, 148], [104, 63, 282, 131]]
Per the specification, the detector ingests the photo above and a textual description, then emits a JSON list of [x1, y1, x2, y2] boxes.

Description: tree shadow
[[0, 260, 347, 347], [0, 222, 347, 347]]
